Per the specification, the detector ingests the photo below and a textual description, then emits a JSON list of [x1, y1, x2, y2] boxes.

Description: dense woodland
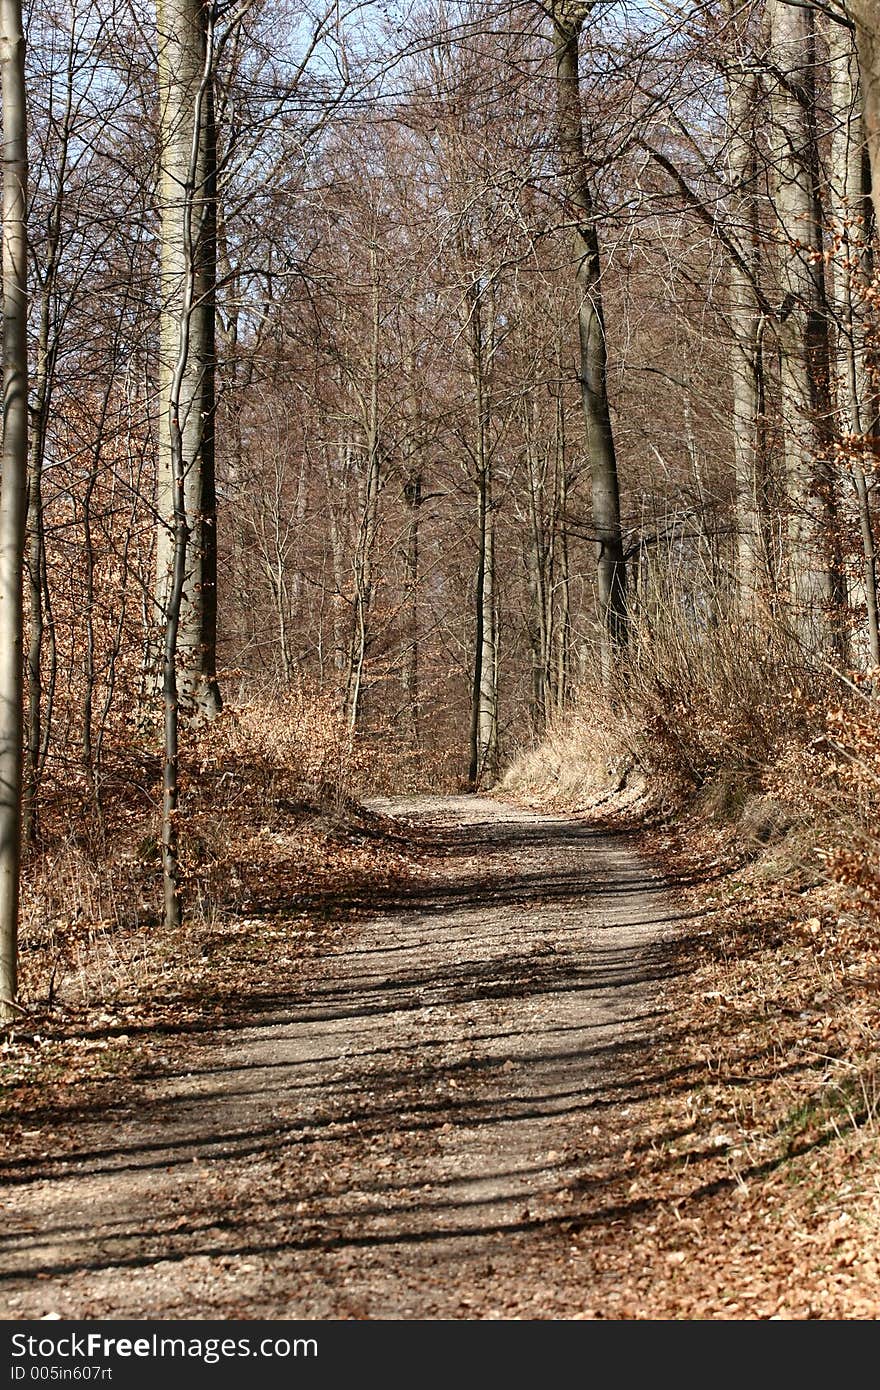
[[0, 0, 878, 1020]]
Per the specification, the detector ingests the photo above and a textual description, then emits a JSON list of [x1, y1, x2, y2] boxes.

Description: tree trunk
[[157, 0, 216, 929], [479, 485, 497, 778], [828, 16, 880, 669], [345, 250, 383, 733], [155, 0, 221, 725], [468, 467, 488, 789], [552, 6, 626, 679], [552, 374, 571, 713], [0, 0, 28, 1020], [767, 0, 845, 657], [725, 5, 764, 606], [525, 448, 551, 732], [402, 466, 422, 748], [465, 273, 498, 788], [851, 1, 880, 224], [327, 453, 351, 703]]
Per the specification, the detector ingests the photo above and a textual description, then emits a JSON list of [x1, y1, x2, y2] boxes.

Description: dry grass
[[503, 595, 879, 903]]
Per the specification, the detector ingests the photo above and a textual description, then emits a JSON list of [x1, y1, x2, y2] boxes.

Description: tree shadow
[[0, 799, 831, 1310]]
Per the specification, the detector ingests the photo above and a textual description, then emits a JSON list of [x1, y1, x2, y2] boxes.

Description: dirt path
[[0, 795, 678, 1320]]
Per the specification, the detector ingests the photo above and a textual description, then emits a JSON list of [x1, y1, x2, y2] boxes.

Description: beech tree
[[155, 0, 221, 731], [549, 1, 627, 679], [0, 0, 28, 1019], [765, 0, 845, 655], [851, 1, 880, 217], [828, 10, 880, 667], [156, 0, 219, 928], [724, 0, 765, 606]]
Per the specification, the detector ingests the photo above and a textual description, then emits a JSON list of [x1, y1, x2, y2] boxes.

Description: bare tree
[[0, 0, 28, 1019], [766, 0, 844, 654], [549, 1, 626, 679], [155, 0, 221, 728], [156, 0, 217, 928], [724, 0, 766, 606], [827, 13, 880, 667], [850, 0, 880, 219]]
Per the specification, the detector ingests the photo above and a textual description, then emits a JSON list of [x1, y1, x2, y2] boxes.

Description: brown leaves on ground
[[0, 793, 428, 1181], [547, 795, 880, 1320], [5, 747, 880, 1319]]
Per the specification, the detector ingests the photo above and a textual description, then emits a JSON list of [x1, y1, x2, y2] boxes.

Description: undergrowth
[[502, 601, 880, 924], [17, 685, 436, 1013]]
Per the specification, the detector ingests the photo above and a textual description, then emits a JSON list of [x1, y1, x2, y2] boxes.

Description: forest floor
[[1, 791, 879, 1319]]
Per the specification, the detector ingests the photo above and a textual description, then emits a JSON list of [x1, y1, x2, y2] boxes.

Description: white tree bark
[[156, 0, 217, 929], [0, 0, 28, 1018], [828, 15, 880, 668], [465, 274, 498, 788], [850, 1, 880, 218], [725, 3, 765, 605], [766, 0, 842, 655], [155, 0, 221, 724]]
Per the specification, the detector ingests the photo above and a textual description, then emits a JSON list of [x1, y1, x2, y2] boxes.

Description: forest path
[[1, 795, 678, 1319]]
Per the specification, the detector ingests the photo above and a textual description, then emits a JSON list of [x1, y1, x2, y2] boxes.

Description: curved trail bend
[[1, 794, 678, 1319]]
